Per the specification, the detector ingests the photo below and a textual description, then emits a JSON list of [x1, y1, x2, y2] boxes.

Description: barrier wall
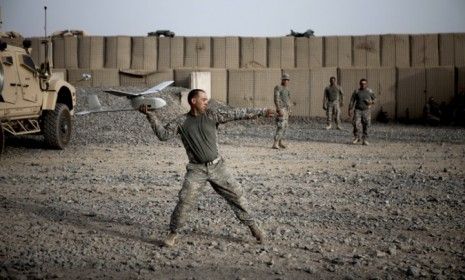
[[78, 36, 104, 69], [228, 69, 254, 107], [53, 36, 79, 69], [240, 37, 267, 68], [92, 69, 120, 87], [367, 68, 397, 119], [411, 34, 439, 67], [254, 69, 282, 108], [146, 70, 174, 86], [30, 37, 47, 66], [310, 68, 338, 117], [455, 33, 465, 67], [105, 36, 131, 69], [338, 68, 367, 120], [212, 37, 240, 68], [157, 37, 184, 70], [397, 67, 426, 120], [267, 37, 295, 68], [425, 67, 455, 104], [458, 67, 465, 92], [295, 37, 323, 68], [439, 33, 455, 66], [283, 68, 310, 116], [131, 36, 157, 70], [184, 37, 211, 68]]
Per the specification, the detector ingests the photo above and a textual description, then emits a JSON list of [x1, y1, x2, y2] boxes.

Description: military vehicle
[[147, 30, 175, 37], [0, 39, 76, 155]]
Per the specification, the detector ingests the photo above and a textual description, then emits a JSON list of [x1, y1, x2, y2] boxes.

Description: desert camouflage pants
[[326, 101, 341, 126], [169, 158, 255, 232], [353, 109, 371, 139], [274, 109, 289, 142]]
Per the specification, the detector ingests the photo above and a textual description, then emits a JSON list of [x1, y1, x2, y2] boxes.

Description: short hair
[[187, 89, 205, 105], [359, 78, 367, 84], [330, 76, 336, 81]]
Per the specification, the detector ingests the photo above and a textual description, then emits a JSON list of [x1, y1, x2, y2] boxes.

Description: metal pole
[[44, 6, 47, 37]]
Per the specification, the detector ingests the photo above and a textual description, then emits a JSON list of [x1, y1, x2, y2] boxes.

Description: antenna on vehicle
[[44, 5, 47, 38]]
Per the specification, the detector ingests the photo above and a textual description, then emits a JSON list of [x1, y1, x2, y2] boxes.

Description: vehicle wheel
[[43, 103, 72, 149], [0, 125, 4, 155]]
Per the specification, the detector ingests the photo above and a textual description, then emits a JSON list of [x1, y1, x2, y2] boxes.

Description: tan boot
[[325, 124, 332, 130], [278, 140, 287, 149], [249, 224, 265, 244], [163, 232, 178, 247], [272, 140, 279, 149], [362, 139, 369, 146], [352, 138, 360, 144]]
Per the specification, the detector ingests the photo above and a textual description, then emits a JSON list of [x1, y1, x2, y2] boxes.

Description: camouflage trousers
[[274, 109, 289, 141], [326, 101, 341, 126], [352, 109, 371, 139], [169, 157, 256, 232]]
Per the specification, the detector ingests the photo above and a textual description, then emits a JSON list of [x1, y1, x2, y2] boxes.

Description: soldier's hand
[[277, 109, 284, 117], [139, 104, 149, 114]]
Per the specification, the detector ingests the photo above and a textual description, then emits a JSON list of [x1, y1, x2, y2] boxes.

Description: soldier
[[348, 78, 376, 145], [273, 73, 291, 149], [323, 76, 344, 130], [139, 89, 273, 247]]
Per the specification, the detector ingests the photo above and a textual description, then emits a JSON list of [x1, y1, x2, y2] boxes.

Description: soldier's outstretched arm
[[139, 105, 178, 141], [209, 107, 273, 124]]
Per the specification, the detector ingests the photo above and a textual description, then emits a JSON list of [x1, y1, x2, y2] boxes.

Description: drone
[[76, 80, 174, 115]]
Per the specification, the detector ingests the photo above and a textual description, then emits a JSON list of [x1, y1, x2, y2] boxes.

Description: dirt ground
[[1, 100, 465, 279]]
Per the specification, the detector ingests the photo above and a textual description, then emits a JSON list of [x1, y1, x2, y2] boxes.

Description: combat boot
[[163, 231, 178, 247], [352, 138, 360, 144], [336, 125, 342, 130], [362, 139, 369, 146], [278, 140, 287, 149], [272, 140, 279, 149], [325, 124, 332, 130], [248, 224, 265, 244]]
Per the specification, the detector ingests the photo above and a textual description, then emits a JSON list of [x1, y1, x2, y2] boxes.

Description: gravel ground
[[0, 87, 464, 279]]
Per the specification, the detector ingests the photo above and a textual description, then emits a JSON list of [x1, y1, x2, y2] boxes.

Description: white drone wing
[[104, 80, 174, 97]]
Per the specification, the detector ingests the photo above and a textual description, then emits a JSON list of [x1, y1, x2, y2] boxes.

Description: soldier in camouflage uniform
[[323, 76, 344, 130], [139, 89, 273, 247], [273, 73, 291, 149], [348, 79, 376, 145]]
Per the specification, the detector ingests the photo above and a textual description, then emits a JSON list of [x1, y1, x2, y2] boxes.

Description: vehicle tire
[[0, 125, 4, 155], [43, 103, 72, 149]]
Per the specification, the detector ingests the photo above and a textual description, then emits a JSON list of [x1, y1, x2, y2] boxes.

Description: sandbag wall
[[28, 33, 465, 120]]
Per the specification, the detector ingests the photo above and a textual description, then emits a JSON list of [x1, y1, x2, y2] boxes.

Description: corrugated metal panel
[[52, 37, 65, 69], [367, 68, 396, 120], [170, 37, 184, 68], [338, 36, 352, 67], [267, 37, 281, 68], [146, 69, 174, 86], [131, 37, 157, 70], [91, 69, 119, 87], [338, 68, 367, 120], [353, 36, 367, 67], [309, 67, 337, 117], [439, 33, 455, 66], [78, 36, 104, 69], [366, 35, 380, 67], [64, 36, 78, 69], [254, 69, 281, 108], [395, 35, 410, 67], [454, 33, 465, 67], [424, 34, 439, 67], [411, 34, 425, 67], [283, 68, 310, 116], [157, 37, 171, 70], [309, 37, 323, 68], [381, 34, 396, 67], [425, 66, 455, 104], [295, 37, 309, 68], [228, 69, 254, 107], [225, 37, 239, 68], [396, 67, 426, 120], [105, 36, 131, 69], [324, 36, 338, 67]]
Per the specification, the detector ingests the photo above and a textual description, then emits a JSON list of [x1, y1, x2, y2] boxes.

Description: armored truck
[[0, 40, 76, 155]]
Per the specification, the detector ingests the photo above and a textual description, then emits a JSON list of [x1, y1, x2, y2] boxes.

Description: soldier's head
[[359, 78, 368, 90], [330, 76, 336, 85], [281, 73, 290, 86], [188, 89, 208, 114]]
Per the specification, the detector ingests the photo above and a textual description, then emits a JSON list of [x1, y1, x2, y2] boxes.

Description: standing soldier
[[323, 76, 344, 130], [139, 89, 273, 247], [273, 73, 291, 149], [348, 78, 376, 145]]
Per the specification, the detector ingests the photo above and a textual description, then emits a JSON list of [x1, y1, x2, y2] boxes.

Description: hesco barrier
[[174, 68, 228, 103], [78, 36, 104, 69], [30, 37, 47, 66], [459, 67, 465, 92], [212, 37, 240, 68], [131, 36, 157, 71], [105, 36, 131, 69], [36, 33, 465, 120]]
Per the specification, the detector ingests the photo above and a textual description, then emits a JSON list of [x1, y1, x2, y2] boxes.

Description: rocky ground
[[0, 87, 464, 279]]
